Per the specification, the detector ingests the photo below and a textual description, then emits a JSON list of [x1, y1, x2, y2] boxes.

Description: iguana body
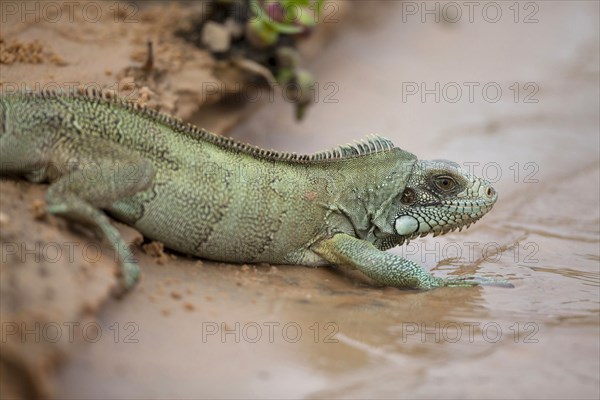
[[0, 89, 505, 290]]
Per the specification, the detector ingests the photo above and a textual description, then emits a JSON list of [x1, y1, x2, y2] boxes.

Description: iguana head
[[375, 159, 497, 248]]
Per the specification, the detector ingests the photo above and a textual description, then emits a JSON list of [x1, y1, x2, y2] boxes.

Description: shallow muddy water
[[56, 1, 599, 398]]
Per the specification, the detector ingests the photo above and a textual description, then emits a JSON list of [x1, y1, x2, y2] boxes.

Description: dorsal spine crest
[[18, 88, 398, 163]]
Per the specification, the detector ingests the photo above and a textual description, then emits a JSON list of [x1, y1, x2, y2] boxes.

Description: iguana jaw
[[372, 189, 497, 250], [393, 198, 496, 243]]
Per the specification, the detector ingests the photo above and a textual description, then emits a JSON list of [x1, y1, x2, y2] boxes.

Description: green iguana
[[0, 89, 508, 291]]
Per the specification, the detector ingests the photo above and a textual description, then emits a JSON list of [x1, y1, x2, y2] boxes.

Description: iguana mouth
[[441, 198, 496, 208]]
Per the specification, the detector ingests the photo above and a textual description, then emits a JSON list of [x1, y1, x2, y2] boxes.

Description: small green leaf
[[264, 19, 305, 34]]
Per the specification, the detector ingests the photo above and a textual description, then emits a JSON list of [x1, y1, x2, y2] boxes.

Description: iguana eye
[[433, 176, 458, 192], [400, 188, 417, 205]]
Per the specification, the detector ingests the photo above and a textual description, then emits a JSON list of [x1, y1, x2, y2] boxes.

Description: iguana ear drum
[[394, 215, 419, 235]]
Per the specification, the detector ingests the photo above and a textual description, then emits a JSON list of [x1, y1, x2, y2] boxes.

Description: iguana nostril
[[486, 187, 495, 197]]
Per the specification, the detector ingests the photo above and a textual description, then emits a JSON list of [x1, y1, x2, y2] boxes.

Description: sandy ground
[[1, 1, 599, 399], [0, 1, 350, 397]]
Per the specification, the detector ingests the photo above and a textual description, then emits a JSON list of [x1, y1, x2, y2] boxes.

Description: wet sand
[[227, 1, 600, 398], [2, 1, 598, 398]]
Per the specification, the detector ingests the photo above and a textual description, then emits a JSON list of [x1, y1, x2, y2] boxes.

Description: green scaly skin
[[0, 89, 510, 291]]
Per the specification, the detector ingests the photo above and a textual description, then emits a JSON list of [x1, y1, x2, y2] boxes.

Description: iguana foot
[[121, 260, 141, 289], [110, 260, 141, 297], [313, 234, 514, 290], [442, 275, 514, 288]]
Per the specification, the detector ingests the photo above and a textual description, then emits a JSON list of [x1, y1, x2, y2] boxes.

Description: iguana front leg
[[313, 233, 505, 289]]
